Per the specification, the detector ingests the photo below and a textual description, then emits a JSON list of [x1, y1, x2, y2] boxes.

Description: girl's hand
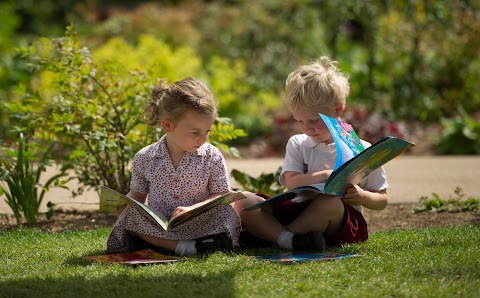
[[172, 206, 188, 218], [341, 185, 367, 205]]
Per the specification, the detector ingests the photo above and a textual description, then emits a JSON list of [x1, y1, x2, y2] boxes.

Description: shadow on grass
[[1, 265, 238, 297]]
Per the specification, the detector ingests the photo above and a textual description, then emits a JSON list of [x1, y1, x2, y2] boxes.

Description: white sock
[[276, 230, 294, 250], [175, 240, 197, 256]]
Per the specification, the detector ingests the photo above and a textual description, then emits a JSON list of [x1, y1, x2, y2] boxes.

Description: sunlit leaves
[[11, 26, 246, 196]]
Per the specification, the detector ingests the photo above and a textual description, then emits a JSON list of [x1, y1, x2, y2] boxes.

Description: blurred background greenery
[[1, 0, 480, 222], [1, 0, 479, 153]]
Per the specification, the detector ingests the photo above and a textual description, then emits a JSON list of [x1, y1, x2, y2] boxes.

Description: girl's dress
[[106, 136, 241, 253]]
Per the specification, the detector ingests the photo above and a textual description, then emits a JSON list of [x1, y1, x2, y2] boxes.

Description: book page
[[99, 186, 131, 213], [168, 192, 245, 230], [324, 137, 415, 195], [320, 114, 364, 171], [242, 184, 326, 211], [130, 199, 169, 231], [99, 186, 169, 231]]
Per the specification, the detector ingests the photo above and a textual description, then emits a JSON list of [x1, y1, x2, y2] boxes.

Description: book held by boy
[[100, 186, 246, 230], [243, 114, 415, 211]]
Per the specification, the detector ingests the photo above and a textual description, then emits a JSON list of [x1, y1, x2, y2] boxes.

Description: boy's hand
[[316, 169, 333, 182], [341, 185, 367, 205], [342, 185, 389, 210]]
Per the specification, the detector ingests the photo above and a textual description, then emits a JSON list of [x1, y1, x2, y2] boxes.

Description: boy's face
[[291, 106, 337, 144]]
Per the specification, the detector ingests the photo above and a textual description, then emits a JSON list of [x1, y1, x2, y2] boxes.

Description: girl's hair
[[285, 56, 350, 112], [144, 77, 217, 127]]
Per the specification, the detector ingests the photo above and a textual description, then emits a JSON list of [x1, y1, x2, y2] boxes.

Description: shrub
[[231, 167, 286, 196], [413, 187, 480, 213], [15, 25, 246, 195], [436, 106, 480, 155]]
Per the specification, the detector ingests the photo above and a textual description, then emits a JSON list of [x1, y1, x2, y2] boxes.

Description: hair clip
[[193, 97, 200, 108]]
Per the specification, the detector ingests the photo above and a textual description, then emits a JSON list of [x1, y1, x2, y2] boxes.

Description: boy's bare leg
[[285, 195, 345, 237], [233, 192, 286, 243]]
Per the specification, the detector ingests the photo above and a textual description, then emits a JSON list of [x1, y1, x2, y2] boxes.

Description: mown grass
[[1, 225, 479, 297]]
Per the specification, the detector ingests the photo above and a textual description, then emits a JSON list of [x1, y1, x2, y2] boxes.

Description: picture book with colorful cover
[[100, 186, 246, 230], [253, 252, 361, 264], [243, 114, 415, 211], [83, 249, 184, 265]]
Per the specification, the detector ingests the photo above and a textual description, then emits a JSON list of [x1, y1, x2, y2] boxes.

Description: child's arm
[[283, 170, 333, 190], [342, 185, 388, 210]]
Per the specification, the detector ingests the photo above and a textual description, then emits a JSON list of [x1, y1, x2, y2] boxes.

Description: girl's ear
[[161, 119, 174, 132], [335, 103, 345, 118]]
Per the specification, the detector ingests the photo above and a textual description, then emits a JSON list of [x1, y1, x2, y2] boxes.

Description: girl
[[106, 77, 241, 256]]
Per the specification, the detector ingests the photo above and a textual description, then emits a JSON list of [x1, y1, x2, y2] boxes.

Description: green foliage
[[15, 26, 246, 195], [436, 106, 480, 155], [1, 226, 480, 297], [231, 167, 286, 196], [0, 2, 32, 140], [210, 117, 248, 158], [93, 34, 203, 82], [0, 133, 69, 224], [366, 1, 480, 121], [413, 187, 480, 213], [16, 26, 152, 195], [197, 1, 328, 92], [3, 1, 480, 149]]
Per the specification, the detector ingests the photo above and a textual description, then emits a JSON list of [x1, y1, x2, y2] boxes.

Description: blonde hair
[[285, 56, 350, 112], [144, 77, 217, 127]]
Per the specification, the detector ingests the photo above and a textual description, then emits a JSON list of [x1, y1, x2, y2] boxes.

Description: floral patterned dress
[[106, 136, 240, 253]]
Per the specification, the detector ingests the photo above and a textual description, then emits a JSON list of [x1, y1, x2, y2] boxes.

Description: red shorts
[[269, 196, 368, 247]]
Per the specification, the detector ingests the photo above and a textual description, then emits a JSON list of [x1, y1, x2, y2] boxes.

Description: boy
[[234, 57, 389, 251]]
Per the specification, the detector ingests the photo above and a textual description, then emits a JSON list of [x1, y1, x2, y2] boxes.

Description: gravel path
[[1, 156, 479, 214]]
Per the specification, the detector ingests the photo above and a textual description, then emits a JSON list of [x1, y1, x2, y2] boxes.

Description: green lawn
[[1, 225, 479, 297]]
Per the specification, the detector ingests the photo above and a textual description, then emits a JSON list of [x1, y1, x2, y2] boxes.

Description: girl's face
[[292, 106, 339, 144], [162, 110, 216, 155]]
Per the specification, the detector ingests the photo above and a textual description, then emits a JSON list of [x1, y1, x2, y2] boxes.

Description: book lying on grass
[[243, 114, 415, 211], [100, 186, 246, 230], [253, 252, 361, 264], [83, 249, 184, 265]]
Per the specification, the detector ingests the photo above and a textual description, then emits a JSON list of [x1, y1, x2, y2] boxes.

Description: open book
[[243, 114, 415, 211], [100, 186, 246, 230]]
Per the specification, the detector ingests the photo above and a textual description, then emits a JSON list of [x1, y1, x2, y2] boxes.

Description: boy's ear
[[161, 119, 174, 132], [335, 103, 345, 118]]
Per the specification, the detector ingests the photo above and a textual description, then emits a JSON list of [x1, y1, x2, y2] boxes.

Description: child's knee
[[310, 196, 344, 215], [233, 192, 264, 211]]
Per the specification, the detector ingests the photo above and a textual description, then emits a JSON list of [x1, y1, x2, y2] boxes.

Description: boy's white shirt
[[279, 134, 389, 213]]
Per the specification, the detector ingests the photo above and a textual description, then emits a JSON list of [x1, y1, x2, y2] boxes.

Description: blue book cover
[[319, 114, 364, 171]]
